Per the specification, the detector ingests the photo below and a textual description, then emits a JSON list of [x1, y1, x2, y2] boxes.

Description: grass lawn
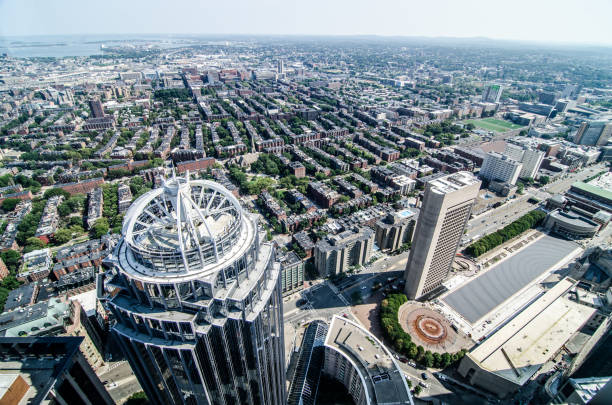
[[464, 118, 525, 133]]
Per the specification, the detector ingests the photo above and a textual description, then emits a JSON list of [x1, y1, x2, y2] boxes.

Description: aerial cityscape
[[0, 2, 611, 405]]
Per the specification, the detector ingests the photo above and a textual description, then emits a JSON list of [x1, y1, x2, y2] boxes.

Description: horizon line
[[1, 32, 611, 49]]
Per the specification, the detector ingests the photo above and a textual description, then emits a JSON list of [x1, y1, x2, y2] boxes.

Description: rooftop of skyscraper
[[428, 171, 480, 194], [325, 316, 413, 405]]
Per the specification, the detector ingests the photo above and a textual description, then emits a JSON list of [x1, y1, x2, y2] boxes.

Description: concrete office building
[[0, 336, 113, 405], [102, 174, 286, 405], [574, 121, 612, 146], [479, 152, 522, 186], [404, 172, 480, 300], [322, 316, 414, 405], [482, 84, 503, 103], [314, 227, 375, 276], [375, 210, 416, 253], [504, 144, 545, 179]]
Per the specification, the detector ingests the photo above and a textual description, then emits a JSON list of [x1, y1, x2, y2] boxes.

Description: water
[[0, 34, 188, 58]]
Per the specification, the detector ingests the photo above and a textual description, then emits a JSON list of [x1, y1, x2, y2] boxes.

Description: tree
[[0, 250, 21, 273], [24, 237, 46, 253], [1, 198, 19, 212], [53, 229, 72, 245], [90, 218, 109, 239], [413, 385, 422, 395], [125, 391, 149, 405], [539, 176, 550, 185], [43, 188, 70, 200], [351, 291, 363, 305], [423, 351, 434, 368], [407, 343, 418, 359], [441, 352, 452, 368]]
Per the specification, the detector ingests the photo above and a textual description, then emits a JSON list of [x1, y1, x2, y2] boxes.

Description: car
[[107, 382, 118, 389], [419, 381, 428, 388], [361, 286, 367, 289], [408, 360, 416, 367], [399, 357, 408, 363], [421, 372, 428, 380]]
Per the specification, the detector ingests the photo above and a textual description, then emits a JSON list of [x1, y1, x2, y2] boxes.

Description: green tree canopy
[[90, 218, 109, 239], [1, 198, 20, 212]]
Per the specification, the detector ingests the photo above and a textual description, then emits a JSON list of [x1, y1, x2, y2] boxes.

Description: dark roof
[[443, 235, 579, 324]]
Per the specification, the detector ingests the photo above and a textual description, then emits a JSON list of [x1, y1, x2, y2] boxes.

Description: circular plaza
[[397, 302, 471, 354]]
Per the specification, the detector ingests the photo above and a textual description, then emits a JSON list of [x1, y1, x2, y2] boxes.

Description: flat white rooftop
[[469, 279, 595, 385]]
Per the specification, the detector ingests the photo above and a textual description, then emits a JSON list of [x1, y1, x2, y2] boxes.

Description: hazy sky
[[1, 0, 611, 45]]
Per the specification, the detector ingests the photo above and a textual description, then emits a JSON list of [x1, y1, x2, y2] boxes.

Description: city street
[[97, 361, 142, 404], [464, 164, 607, 243], [282, 249, 500, 404]]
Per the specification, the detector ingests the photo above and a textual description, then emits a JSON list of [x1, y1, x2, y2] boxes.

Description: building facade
[[374, 210, 416, 252], [102, 175, 286, 405], [314, 227, 375, 276], [482, 84, 503, 103], [574, 121, 612, 146], [0, 336, 113, 404], [322, 316, 413, 405], [278, 251, 305, 297], [504, 143, 545, 179], [479, 152, 522, 186], [404, 172, 480, 300]]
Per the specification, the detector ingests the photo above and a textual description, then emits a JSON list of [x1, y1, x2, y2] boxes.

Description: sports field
[[464, 118, 524, 133]]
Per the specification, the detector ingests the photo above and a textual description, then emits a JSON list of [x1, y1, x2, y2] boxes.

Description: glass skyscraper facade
[[101, 175, 285, 405]]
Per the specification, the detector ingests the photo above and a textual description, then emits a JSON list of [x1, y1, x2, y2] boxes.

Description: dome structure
[[120, 174, 252, 281]]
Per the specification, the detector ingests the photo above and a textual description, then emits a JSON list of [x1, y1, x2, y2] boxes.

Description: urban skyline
[[0, 18, 611, 405]]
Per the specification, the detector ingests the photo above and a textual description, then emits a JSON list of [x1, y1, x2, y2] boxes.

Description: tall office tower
[[88, 99, 105, 118], [277, 59, 285, 74], [404, 172, 480, 300], [482, 84, 503, 103], [479, 152, 523, 186], [102, 174, 285, 405], [574, 121, 612, 146]]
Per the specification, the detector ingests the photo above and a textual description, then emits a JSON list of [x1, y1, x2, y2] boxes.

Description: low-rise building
[[19, 248, 52, 283], [86, 187, 103, 229], [544, 209, 603, 239], [308, 181, 341, 209], [293, 231, 315, 259], [458, 279, 607, 398], [0, 336, 113, 405], [35, 196, 63, 243], [117, 183, 132, 214]]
